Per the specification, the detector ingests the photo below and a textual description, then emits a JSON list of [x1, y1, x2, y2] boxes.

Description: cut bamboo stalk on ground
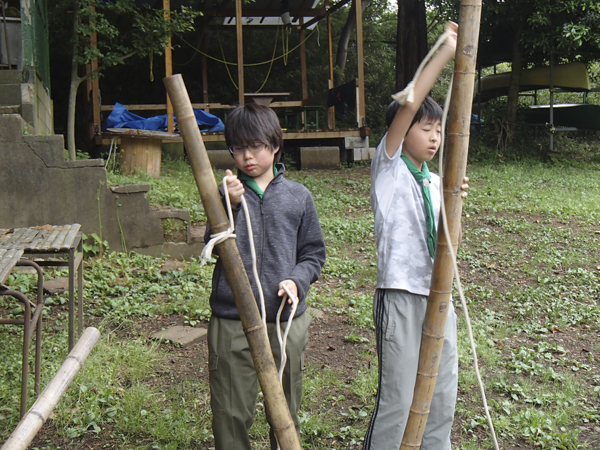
[[163, 74, 302, 450], [400, 2, 483, 449], [1, 327, 101, 450]]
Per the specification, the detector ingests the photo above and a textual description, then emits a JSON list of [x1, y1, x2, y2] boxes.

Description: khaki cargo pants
[[208, 312, 311, 450]]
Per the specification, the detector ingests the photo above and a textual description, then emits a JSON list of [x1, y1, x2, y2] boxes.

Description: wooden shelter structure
[[90, 0, 370, 157]]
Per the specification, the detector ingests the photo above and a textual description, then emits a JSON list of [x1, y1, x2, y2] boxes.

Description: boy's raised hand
[[224, 169, 245, 207], [443, 21, 458, 53]]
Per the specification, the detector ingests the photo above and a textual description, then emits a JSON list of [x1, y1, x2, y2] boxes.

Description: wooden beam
[[100, 103, 237, 112], [301, 0, 352, 29], [236, 0, 245, 104], [204, 7, 326, 18]]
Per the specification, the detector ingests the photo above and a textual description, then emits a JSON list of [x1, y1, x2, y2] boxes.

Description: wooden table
[[105, 128, 181, 178], [0, 224, 84, 350]]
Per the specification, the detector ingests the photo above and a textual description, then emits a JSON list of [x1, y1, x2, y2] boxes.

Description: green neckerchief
[[238, 165, 279, 199], [400, 154, 437, 259]]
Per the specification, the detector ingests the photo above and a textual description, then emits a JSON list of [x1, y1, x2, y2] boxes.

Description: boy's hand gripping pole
[[163, 74, 302, 450]]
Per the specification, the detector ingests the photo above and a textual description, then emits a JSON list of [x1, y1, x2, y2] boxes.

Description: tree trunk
[[396, 0, 428, 91], [334, 0, 371, 86], [503, 18, 524, 147]]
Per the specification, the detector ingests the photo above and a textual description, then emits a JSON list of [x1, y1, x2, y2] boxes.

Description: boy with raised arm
[[364, 22, 468, 449]]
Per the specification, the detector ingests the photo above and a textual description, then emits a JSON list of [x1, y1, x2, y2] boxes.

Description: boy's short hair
[[385, 96, 443, 129], [225, 103, 284, 162]]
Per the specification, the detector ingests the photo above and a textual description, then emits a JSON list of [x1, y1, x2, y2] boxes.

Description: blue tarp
[[102, 102, 225, 132]]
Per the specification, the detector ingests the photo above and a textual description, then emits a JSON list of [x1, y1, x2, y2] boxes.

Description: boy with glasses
[[205, 102, 326, 449]]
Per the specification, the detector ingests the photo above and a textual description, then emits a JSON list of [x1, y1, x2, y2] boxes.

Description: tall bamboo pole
[[400, 2, 482, 449], [163, 74, 301, 450]]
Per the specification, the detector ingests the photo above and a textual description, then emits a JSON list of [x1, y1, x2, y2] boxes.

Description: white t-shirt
[[370, 133, 441, 296]]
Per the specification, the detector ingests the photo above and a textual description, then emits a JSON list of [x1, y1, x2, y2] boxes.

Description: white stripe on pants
[[363, 289, 458, 450]]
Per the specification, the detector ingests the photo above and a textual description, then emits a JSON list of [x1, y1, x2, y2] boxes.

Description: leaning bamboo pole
[[2, 327, 101, 450], [163, 74, 302, 450], [400, 2, 483, 449]]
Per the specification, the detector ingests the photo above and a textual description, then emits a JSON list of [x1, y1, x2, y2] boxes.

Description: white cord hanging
[[276, 284, 299, 382]]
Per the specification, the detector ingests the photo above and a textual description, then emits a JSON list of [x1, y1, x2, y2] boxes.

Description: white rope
[[391, 31, 454, 106], [437, 77, 501, 450], [105, 138, 117, 169], [239, 193, 269, 338], [199, 177, 237, 266], [276, 284, 299, 382]]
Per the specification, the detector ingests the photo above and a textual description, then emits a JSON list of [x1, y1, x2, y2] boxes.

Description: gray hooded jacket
[[206, 165, 326, 322]]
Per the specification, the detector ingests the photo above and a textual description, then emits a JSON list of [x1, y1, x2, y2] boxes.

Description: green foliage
[[2, 158, 600, 449]]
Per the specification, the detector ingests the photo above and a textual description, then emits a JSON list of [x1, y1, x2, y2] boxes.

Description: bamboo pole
[[1, 327, 101, 450], [163, 74, 301, 450], [399, 2, 482, 449]]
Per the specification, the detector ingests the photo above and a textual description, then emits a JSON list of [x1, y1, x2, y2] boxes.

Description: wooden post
[[164, 0, 175, 133], [354, 0, 365, 126], [399, 2, 482, 449], [300, 19, 308, 101], [1, 328, 101, 450], [202, 34, 209, 104], [163, 74, 301, 450], [87, 7, 101, 144], [236, 0, 245, 105], [326, 0, 335, 130]]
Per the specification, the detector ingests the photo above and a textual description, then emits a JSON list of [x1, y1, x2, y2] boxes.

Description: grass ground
[[1, 150, 599, 449]]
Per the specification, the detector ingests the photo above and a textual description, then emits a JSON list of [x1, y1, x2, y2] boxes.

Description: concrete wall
[[0, 114, 165, 254], [0, 68, 53, 135]]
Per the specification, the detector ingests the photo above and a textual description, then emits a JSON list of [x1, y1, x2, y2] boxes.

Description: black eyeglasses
[[228, 142, 267, 155]]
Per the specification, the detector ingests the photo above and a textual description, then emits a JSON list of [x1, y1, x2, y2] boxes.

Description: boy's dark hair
[[385, 96, 443, 129], [225, 102, 284, 162]]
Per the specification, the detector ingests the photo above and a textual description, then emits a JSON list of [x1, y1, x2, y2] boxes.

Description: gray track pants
[[363, 289, 458, 450]]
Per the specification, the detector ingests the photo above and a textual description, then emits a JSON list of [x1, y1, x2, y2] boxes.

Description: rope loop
[[391, 30, 454, 106]]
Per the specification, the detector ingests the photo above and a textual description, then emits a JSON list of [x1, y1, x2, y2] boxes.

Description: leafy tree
[[52, 0, 198, 160]]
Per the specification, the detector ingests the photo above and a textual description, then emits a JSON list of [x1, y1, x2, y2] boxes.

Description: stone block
[[0, 114, 26, 142], [0, 70, 22, 84], [353, 147, 373, 161], [151, 325, 207, 347], [0, 85, 21, 106], [24, 135, 68, 168], [110, 184, 151, 194], [66, 159, 105, 168], [152, 206, 191, 244], [299, 146, 340, 169]]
